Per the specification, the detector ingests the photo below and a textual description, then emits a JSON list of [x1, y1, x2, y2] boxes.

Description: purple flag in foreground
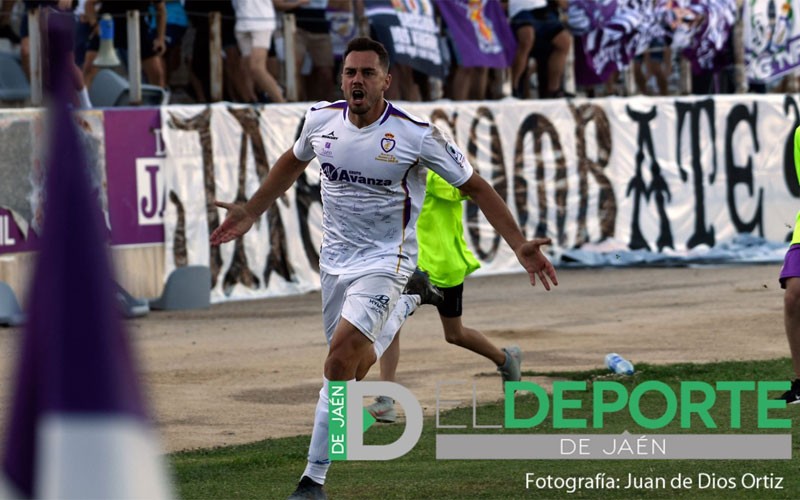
[[0, 12, 171, 500]]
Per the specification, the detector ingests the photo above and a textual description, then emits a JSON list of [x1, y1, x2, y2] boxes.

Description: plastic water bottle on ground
[[605, 353, 635, 375]]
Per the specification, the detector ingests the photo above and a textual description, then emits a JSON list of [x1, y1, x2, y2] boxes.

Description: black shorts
[[436, 283, 464, 318]]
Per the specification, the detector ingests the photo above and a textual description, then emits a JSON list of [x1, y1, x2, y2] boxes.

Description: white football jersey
[[293, 100, 474, 277]]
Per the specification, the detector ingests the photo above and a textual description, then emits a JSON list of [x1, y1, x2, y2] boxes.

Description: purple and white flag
[[568, 0, 663, 84], [675, 0, 738, 74], [745, 0, 800, 82], [435, 0, 516, 68], [567, 0, 737, 85], [0, 14, 171, 500]]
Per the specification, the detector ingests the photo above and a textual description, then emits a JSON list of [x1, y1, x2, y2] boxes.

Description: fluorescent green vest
[[417, 170, 481, 288]]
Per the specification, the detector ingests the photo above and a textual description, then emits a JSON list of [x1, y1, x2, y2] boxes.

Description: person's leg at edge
[[778, 244, 800, 404], [784, 277, 800, 380]]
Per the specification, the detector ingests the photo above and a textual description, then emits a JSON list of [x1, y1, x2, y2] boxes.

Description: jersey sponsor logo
[[381, 133, 396, 153], [319, 141, 334, 157], [446, 142, 465, 168], [322, 130, 338, 140], [320, 162, 392, 186]]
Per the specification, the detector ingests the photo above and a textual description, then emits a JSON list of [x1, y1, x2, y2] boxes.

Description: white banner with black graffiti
[[160, 104, 322, 303], [160, 96, 798, 302]]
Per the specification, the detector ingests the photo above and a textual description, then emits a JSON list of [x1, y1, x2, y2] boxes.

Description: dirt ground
[[0, 264, 790, 453]]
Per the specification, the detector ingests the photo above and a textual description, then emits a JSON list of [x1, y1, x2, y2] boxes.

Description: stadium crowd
[[0, 0, 771, 107]]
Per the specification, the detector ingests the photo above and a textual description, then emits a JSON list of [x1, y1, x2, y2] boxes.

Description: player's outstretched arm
[[210, 148, 310, 246], [458, 172, 558, 289]]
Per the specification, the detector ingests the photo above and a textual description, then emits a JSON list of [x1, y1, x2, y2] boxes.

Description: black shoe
[[287, 476, 327, 500], [403, 268, 444, 307], [777, 379, 800, 404]]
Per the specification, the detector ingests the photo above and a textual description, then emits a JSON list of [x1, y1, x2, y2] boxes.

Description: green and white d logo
[[329, 381, 423, 460]]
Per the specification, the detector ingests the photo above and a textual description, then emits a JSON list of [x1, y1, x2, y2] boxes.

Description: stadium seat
[[89, 68, 168, 107], [149, 265, 211, 311], [0, 51, 31, 103], [116, 282, 150, 318], [0, 281, 24, 327]]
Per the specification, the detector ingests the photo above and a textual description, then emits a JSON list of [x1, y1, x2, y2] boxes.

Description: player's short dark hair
[[343, 37, 390, 73]]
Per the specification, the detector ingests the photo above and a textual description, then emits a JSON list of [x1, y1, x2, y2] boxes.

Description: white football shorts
[[320, 270, 407, 344]]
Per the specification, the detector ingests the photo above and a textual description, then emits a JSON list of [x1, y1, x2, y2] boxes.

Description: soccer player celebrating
[[210, 37, 558, 500]]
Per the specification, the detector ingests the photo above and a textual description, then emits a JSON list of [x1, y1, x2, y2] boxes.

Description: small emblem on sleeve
[[446, 142, 465, 167]]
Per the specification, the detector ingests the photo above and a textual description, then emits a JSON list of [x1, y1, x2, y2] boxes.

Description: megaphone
[[94, 14, 121, 67]]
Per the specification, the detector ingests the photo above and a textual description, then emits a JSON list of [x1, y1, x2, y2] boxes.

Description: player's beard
[[348, 94, 372, 115], [347, 84, 380, 114]]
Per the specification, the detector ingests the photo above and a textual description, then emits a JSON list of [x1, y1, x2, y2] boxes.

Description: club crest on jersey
[[376, 133, 398, 163], [381, 133, 396, 153], [446, 142, 465, 167]]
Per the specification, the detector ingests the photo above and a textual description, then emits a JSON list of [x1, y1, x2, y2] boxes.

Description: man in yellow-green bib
[[366, 170, 527, 423]]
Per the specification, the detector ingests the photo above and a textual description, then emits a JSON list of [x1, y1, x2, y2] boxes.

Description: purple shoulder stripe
[[310, 101, 348, 112], [380, 103, 429, 127]]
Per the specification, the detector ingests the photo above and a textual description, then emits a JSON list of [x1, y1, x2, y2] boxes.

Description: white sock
[[373, 294, 420, 360], [302, 377, 331, 485], [77, 87, 92, 109]]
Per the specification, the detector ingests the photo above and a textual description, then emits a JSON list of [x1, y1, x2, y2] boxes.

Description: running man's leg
[[292, 272, 406, 496], [437, 284, 505, 366], [439, 316, 505, 366], [437, 283, 521, 382]]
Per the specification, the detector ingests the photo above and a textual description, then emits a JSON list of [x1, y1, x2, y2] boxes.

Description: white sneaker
[[498, 346, 522, 383], [366, 395, 396, 423]]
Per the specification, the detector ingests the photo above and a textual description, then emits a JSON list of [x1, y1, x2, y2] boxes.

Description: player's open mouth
[[351, 89, 365, 103]]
